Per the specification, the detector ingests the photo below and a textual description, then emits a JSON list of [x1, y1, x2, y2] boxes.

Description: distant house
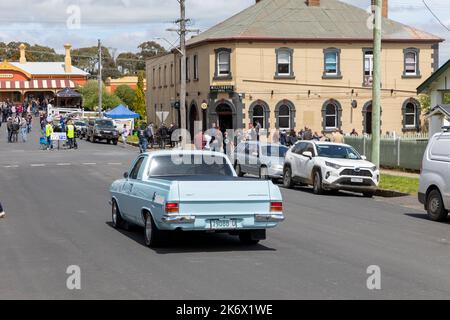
[[147, 0, 443, 139], [105, 76, 147, 94], [417, 60, 450, 136], [0, 43, 89, 105]]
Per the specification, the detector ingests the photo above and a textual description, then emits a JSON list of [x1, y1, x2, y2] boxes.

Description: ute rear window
[[96, 120, 114, 127], [149, 155, 233, 177]]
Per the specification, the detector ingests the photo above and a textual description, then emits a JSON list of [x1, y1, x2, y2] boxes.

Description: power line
[[422, 0, 450, 32]]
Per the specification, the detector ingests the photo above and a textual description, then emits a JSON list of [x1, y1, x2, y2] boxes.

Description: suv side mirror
[[123, 172, 129, 179], [302, 151, 313, 159]]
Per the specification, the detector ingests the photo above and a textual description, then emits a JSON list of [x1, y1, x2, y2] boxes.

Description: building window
[[164, 65, 167, 86], [158, 67, 161, 87], [363, 49, 373, 86], [323, 48, 342, 78], [193, 54, 199, 80], [186, 57, 190, 81], [275, 100, 296, 129], [275, 48, 294, 79], [249, 101, 270, 129], [403, 48, 420, 78], [214, 48, 232, 79], [152, 68, 156, 87], [402, 98, 421, 131], [322, 99, 342, 131], [170, 64, 174, 86]]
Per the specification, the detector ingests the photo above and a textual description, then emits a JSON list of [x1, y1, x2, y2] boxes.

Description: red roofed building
[[0, 43, 89, 105]]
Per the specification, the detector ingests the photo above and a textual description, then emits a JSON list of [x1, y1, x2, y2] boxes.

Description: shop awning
[[56, 87, 81, 98], [0, 79, 75, 90]]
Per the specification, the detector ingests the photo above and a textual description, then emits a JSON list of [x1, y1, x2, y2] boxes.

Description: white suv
[[418, 130, 450, 222], [283, 141, 380, 197]]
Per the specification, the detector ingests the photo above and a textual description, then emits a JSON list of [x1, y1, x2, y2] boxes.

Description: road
[[0, 122, 449, 300]]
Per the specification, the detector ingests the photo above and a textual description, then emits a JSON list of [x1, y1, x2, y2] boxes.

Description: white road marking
[[57, 163, 72, 166], [83, 163, 97, 165], [3, 165, 19, 168], [30, 164, 45, 167]]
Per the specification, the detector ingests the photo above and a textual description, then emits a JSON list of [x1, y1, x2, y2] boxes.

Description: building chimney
[[19, 43, 26, 64], [306, 0, 320, 6], [371, 0, 388, 18], [64, 43, 72, 73]]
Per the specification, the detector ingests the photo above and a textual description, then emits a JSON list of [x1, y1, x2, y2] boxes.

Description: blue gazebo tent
[[104, 104, 140, 119]]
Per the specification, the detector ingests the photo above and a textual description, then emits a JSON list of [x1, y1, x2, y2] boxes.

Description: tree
[[72, 46, 119, 80], [133, 71, 146, 120], [116, 52, 141, 75], [115, 85, 136, 108], [136, 41, 166, 70], [419, 94, 431, 114], [78, 80, 123, 111]]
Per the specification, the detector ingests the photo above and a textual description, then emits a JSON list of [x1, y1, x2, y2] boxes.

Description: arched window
[[403, 48, 420, 77], [249, 101, 270, 129], [402, 98, 420, 131], [275, 100, 296, 129], [252, 105, 265, 128], [214, 48, 232, 79], [278, 105, 291, 129], [322, 99, 342, 131]]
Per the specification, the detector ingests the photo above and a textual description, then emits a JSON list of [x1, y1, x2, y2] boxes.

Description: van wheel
[[313, 171, 324, 195], [283, 167, 293, 189], [427, 190, 449, 222], [111, 200, 125, 229], [235, 163, 244, 177]]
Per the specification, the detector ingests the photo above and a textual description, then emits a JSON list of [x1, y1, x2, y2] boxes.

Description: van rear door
[[428, 134, 450, 208]]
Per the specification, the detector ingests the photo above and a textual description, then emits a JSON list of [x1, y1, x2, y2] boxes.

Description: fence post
[[397, 137, 401, 167], [363, 136, 366, 158]]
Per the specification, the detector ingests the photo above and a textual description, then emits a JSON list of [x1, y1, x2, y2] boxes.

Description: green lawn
[[379, 174, 419, 194], [126, 135, 139, 144]]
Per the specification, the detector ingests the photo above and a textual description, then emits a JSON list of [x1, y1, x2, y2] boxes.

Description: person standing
[[6, 117, 13, 143], [121, 124, 129, 147], [146, 123, 155, 149], [66, 121, 75, 149], [20, 116, 28, 143], [0, 201, 5, 219], [45, 121, 54, 150], [137, 124, 149, 153]]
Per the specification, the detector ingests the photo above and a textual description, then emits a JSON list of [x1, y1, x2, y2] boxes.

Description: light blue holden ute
[[110, 150, 285, 248]]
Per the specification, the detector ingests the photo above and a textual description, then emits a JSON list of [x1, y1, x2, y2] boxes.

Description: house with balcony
[[146, 0, 443, 138]]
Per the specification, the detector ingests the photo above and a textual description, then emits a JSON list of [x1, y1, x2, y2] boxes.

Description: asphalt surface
[[0, 120, 449, 300]]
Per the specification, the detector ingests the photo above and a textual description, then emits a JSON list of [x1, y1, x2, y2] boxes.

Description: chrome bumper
[[162, 215, 196, 224], [254, 214, 285, 222]]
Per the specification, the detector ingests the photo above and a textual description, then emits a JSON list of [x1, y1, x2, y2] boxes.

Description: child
[[0, 201, 5, 218]]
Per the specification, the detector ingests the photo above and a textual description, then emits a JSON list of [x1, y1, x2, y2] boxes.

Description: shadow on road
[[404, 213, 450, 224], [105, 222, 277, 254]]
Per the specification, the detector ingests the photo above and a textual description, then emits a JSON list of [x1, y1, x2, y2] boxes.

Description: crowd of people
[[1, 101, 34, 143]]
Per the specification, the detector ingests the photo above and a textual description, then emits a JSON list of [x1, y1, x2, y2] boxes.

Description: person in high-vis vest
[[45, 121, 53, 150], [66, 121, 75, 149]]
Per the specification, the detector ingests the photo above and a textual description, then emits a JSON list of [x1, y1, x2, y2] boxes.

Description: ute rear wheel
[[144, 213, 166, 248]]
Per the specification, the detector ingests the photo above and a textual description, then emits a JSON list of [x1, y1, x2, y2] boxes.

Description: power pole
[[371, 0, 382, 167], [180, 0, 186, 145], [98, 39, 103, 117], [167, 0, 200, 147]]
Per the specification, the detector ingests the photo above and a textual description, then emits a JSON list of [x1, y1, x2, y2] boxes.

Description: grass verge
[[379, 174, 419, 195]]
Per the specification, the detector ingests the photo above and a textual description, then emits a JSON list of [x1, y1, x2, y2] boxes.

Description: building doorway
[[216, 103, 233, 132], [364, 103, 372, 134], [188, 103, 199, 140]]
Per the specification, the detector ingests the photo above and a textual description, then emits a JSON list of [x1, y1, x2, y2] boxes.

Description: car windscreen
[[316, 145, 361, 160], [95, 120, 114, 128], [261, 145, 288, 158], [148, 155, 234, 177]]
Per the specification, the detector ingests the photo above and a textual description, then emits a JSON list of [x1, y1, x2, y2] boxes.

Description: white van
[[418, 129, 450, 221]]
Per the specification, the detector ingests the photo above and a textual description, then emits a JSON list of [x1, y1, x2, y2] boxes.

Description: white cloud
[[0, 0, 448, 64]]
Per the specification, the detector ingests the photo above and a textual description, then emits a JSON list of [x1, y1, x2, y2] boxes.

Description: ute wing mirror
[[123, 172, 129, 179]]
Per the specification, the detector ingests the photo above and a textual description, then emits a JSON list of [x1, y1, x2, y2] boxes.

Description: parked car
[[418, 129, 450, 222], [86, 119, 119, 145], [283, 141, 380, 197], [74, 120, 87, 139], [233, 142, 289, 181], [110, 150, 285, 247]]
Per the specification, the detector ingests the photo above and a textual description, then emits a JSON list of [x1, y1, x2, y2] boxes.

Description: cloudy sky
[[0, 0, 449, 64]]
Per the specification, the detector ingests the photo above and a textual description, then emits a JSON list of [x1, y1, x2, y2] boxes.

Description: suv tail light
[[270, 201, 283, 212], [165, 202, 179, 213]]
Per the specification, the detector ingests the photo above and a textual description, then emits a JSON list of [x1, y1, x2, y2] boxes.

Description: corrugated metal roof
[[10, 62, 89, 76], [187, 0, 443, 46]]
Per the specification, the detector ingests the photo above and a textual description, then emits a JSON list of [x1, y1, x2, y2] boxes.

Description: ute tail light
[[270, 201, 283, 212], [165, 202, 179, 214]]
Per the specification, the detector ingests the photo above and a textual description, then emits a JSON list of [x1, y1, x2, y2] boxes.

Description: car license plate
[[209, 219, 237, 230], [351, 178, 364, 183]]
